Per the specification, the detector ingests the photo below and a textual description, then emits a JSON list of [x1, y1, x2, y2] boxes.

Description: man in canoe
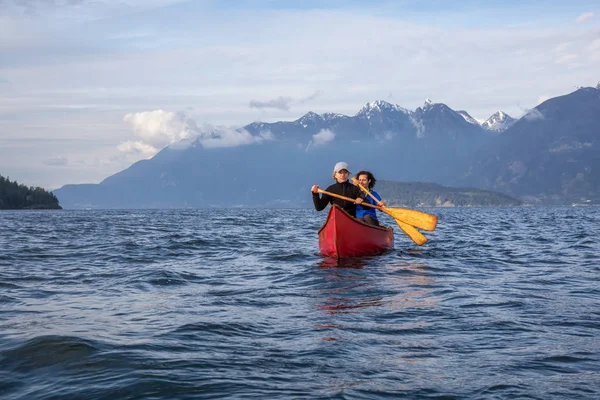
[[311, 162, 365, 217], [354, 171, 384, 226]]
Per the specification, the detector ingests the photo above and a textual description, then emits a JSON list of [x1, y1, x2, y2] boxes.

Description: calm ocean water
[[1, 207, 599, 399]]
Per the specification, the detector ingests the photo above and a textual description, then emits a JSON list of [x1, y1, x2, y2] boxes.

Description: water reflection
[[312, 255, 440, 395], [315, 258, 436, 314], [313, 256, 437, 346], [316, 256, 369, 269], [383, 260, 437, 311], [313, 255, 438, 392], [317, 294, 385, 314]]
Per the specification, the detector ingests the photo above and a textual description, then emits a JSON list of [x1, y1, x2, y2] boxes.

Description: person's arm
[[351, 185, 367, 203], [373, 191, 384, 207], [368, 191, 383, 206], [311, 185, 331, 211]]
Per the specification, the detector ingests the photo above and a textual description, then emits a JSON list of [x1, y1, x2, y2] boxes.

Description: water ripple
[[0, 207, 599, 399]]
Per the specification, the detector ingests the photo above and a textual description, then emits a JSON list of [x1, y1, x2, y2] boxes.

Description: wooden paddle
[[316, 187, 437, 231], [351, 179, 438, 231], [316, 188, 428, 245], [349, 179, 429, 246], [394, 220, 428, 246]]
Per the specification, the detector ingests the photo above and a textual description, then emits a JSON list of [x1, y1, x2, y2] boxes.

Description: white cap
[[333, 161, 350, 174]]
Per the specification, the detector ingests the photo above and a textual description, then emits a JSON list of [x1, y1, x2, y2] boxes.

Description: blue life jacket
[[355, 190, 381, 220]]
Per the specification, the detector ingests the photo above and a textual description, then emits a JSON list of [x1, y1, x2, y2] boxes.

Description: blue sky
[[1, 0, 599, 189]]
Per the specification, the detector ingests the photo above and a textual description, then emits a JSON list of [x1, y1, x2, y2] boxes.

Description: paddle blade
[[383, 207, 438, 231], [396, 220, 428, 246]]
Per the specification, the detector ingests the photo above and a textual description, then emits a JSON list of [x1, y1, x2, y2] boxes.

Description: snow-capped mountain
[[355, 100, 411, 118], [481, 111, 516, 133], [295, 111, 325, 128], [457, 110, 481, 126], [461, 86, 600, 204], [413, 100, 485, 144], [53, 84, 600, 208], [322, 112, 345, 122], [294, 111, 348, 126], [422, 98, 434, 111]]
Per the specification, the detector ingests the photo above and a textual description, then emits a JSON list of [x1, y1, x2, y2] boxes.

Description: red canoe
[[318, 205, 394, 258]]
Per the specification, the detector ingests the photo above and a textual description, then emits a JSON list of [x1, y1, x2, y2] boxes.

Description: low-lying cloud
[[305, 128, 335, 151], [116, 140, 158, 158], [312, 129, 335, 146], [523, 108, 545, 121], [410, 116, 426, 138], [120, 109, 273, 157], [200, 127, 274, 149]]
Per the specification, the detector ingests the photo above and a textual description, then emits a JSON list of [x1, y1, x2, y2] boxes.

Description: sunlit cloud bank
[[120, 110, 193, 156], [120, 110, 273, 157]]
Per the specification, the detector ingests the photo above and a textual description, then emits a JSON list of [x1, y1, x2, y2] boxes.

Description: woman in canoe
[[311, 162, 365, 217], [354, 170, 384, 226]]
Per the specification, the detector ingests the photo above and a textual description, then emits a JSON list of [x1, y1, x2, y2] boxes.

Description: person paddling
[[353, 171, 384, 226], [311, 162, 365, 217]]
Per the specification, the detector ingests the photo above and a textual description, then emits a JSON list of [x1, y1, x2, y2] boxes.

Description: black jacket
[[312, 181, 366, 217]]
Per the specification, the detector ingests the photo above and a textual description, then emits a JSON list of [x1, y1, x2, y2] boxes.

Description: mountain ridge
[[53, 84, 600, 208], [457, 86, 600, 204]]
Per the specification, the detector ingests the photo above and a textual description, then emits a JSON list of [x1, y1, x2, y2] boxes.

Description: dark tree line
[[376, 180, 521, 207], [0, 175, 62, 209]]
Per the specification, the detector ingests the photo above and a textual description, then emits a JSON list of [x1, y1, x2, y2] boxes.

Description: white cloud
[[410, 116, 426, 138], [120, 109, 272, 156], [190, 125, 273, 149], [523, 108, 544, 121], [119, 110, 197, 154], [312, 129, 335, 146], [116, 140, 158, 157], [200, 127, 257, 148], [575, 12, 594, 23]]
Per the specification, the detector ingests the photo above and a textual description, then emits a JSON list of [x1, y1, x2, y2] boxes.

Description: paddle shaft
[[316, 188, 437, 231], [316, 189, 382, 210], [350, 178, 381, 206], [317, 188, 428, 245], [349, 180, 437, 231]]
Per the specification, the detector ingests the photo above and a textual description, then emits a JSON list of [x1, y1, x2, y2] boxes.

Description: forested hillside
[[376, 181, 521, 207], [0, 175, 62, 209]]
